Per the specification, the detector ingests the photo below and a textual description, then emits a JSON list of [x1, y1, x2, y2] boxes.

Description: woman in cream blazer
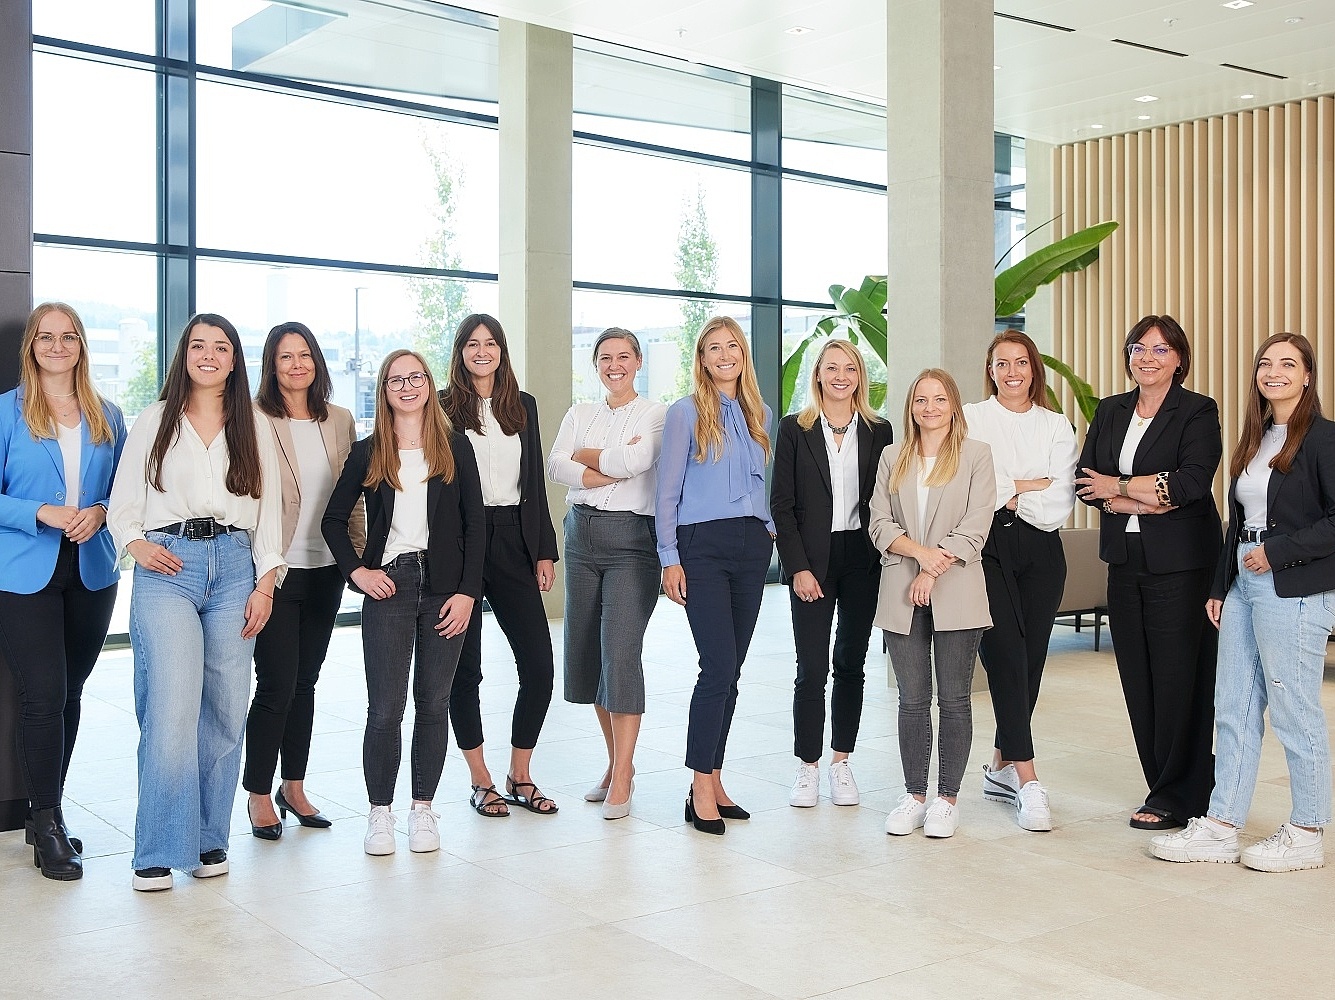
[[869, 369, 995, 840]]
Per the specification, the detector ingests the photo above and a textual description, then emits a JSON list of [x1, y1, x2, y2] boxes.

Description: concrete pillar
[[498, 20, 572, 617], [885, 0, 995, 409]]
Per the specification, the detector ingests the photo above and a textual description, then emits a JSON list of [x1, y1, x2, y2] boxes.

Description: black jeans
[[361, 552, 467, 805], [243, 564, 345, 793], [0, 537, 117, 809], [790, 530, 878, 762]]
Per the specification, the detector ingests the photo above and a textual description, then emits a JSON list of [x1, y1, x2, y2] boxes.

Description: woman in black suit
[[440, 314, 560, 817], [322, 350, 484, 856], [1075, 315, 1222, 831], [771, 340, 892, 809]]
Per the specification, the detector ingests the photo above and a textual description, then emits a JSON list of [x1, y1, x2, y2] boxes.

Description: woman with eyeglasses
[[0, 303, 126, 880], [1075, 315, 1222, 833], [322, 351, 484, 855]]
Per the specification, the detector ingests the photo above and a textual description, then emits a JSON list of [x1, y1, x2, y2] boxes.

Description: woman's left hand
[[1075, 467, 1116, 501], [436, 594, 476, 638], [1242, 543, 1271, 574], [909, 571, 935, 607], [241, 588, 272, 639], [535, 559, 556, 592], [64, 505, 106, 544]]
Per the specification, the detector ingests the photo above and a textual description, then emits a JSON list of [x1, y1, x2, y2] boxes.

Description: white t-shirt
[[916, 456, 936, 533], [285, 418, 335, 569], [1237, 424, 1287, 529], [56, 420, 81, 512], [383, 449, 430, 564], [1117, 416, 1153, 533]]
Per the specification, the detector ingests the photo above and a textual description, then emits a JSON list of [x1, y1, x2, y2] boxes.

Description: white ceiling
[[467, 0, 1335, 144]]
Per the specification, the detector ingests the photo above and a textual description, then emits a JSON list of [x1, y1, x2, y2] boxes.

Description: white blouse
[[56, 420, 82, 511], [108, 401, 286, 583], [963, 397, 1078, 532], [465, 398, 523, 507], [1117, 415, 1154, 534], [547, 396, 667, 516], [383, 449, 430, 563], [285, 418, 335, 569], [821, 413, 862, 532]]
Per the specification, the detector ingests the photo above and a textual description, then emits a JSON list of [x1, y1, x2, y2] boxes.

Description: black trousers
[[978, 514, 1066, 762], [789, 530, 878, 763], [243, 564, 345, 793], [0, 537, 117, 809], [450, 505, 554, 752], [1107, 534, 1217, 821]]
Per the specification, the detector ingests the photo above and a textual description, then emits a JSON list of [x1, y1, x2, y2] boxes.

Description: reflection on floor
[[3, 586, 1333, 998]]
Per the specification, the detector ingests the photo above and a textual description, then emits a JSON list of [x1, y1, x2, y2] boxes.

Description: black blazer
[[1077, 382, 1223, 574], [1214, 416, 1335, 600], [770, 413, 893, 584], [321, 433, 485, 598]]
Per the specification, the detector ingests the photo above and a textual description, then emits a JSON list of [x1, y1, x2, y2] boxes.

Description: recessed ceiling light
[[1090, 124, 1105, 129], [1240, 93, 1255, 99], [1135, 95, 1159, 103], [785, 25, 814, 35], [1137, 115, 1152, 120], [994, 64, 1002, 70], [1222, 1, 1254, 9], [1285, 17, 1304, 24]]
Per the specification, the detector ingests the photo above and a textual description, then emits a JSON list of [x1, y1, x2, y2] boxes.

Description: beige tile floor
[[3, 586, 1334, 998]]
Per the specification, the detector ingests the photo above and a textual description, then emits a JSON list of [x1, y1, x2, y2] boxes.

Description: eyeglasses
[[35, 333, 80, 348], [1127, 344, 1173, 359], [385, 372, 428, 391]]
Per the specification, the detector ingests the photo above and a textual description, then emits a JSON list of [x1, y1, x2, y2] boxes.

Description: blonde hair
[[364, 350, 456, 491], [887, 369, 968, 493], [796, 339, 883, 431], [690, 316, 770, 463], [20, 303, 114, 445]]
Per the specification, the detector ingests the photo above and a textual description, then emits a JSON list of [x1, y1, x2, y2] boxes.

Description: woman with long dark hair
[[109, 313, 285, 891], [0, 302, 126, 880], [1152, 333, 1333, 872], [657, 316, 774, 836], [323, 350, 483, 855], [243, 322, 364, 839], [439, 314, 559, 818]]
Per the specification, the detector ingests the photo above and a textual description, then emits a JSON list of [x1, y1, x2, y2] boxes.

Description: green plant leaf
[[995, 221, 1118, 317], [868, 380, 886, 411], [1040, 352, 1100, 424], [781, 324, 833, 413]]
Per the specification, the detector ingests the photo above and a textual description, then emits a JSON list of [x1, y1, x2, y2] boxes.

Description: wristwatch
[[1118, 474, 1131, 497]]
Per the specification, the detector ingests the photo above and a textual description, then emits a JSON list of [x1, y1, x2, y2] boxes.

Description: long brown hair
[[984, 329, 1053, 410], [254, 321, 332, 422], [19, 302, 115, 444], [363, 350, 456, 491], [690, 316, 770, 462], [796, 339, 882, 431], [147, 314, 263, 497], [439, 313, 526, 436], [1230, 333, 1321, 478], [888, 369, 968, 493]]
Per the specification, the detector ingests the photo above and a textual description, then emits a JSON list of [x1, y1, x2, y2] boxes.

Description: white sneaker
[[828, 759, 860, 806], [364, 805, 397, 855], [1015, 781, 1052, 832], [982, 763, 1020, 803], [923, 797, 960, 838], [790, 762, 820, 808], [1241, 823, 1324, 872], [885, 793, 928, 836], [408, 804, 441, 853], [1149, 817, 1239, 864]]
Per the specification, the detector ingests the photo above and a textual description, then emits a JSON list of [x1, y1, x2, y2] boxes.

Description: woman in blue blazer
[[0, 303, 126, 880]]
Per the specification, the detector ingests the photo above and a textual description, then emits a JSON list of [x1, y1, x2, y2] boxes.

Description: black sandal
[[1129, 805, 1181, 830], [470, 784, 510, 818], [505, 776, 559, 815]]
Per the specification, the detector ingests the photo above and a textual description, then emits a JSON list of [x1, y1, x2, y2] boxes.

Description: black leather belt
[[1240, 527, 1270, 543], [152, 518, 243, 539]]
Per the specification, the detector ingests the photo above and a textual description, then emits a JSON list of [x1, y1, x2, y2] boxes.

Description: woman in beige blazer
[[869, 369, 995, 840], [243, 322, 365, 839]]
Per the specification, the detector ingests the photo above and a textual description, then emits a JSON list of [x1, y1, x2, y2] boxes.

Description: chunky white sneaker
[[364, 805, 397, 856], [885, 793, 928, 836], [1149, 817, 1239, 864], [790, 762, 820, 808], [828, 759, 860, 807], [1241, 823, 1324, 873], [982, 763, 1020, 803], [1015, 781, 1052, 832], [923, 797, 960, 838], [408, 804, 441, 853]]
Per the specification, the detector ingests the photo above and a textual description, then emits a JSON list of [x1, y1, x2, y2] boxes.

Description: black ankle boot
[[26, 805, 84, 855], [30, 807, 82, 881]]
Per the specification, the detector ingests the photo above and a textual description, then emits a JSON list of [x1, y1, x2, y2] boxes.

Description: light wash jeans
[[130, 530, 256, 871], [1208, 541, 1334, 829]]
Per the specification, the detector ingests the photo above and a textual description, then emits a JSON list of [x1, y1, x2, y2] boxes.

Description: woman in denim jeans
[[322, 350, 484, 856], [108, 314, 285, 892], [1152, 333, 1334, 872]]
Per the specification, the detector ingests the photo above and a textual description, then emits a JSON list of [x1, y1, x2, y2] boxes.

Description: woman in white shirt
[[547, 328, 666, 819], [108, 314, 285, 892], [963, 331, 1077, 832]]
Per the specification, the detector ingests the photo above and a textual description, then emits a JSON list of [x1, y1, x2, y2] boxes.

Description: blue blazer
[[0, 387, 127, 594]]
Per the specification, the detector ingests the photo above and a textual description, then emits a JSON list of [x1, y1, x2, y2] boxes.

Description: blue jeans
[[130, 530, 257, 872], [1209, 541, 1334, 828]]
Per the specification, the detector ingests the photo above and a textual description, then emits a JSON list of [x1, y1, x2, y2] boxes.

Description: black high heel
[[248, 798, 283, 841], [29, 807, 81, 880], [276, 787, 332, 829], [684, 789, 725, 836], [26, 806, 83, 854], [717, 803, 750, 821]]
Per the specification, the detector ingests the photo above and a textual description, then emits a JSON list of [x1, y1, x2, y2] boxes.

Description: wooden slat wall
[[1052, 95, 1335, 525]]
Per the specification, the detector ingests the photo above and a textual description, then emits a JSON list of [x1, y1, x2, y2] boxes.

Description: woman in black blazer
[[322, 350, 484, 856], [771, 340, 892, 809], [1152, 333, 1333, 871], [440, 314, 561, 817], [1075, 315, 1222, 831]]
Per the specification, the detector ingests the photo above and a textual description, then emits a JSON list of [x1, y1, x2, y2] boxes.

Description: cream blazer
[[868, 438, 996, 635], [267, 404, 366, 558]]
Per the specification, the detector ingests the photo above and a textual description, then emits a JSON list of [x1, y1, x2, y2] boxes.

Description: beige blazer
[[266, 404, 366, 558], [868, 438, 995, 635]]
